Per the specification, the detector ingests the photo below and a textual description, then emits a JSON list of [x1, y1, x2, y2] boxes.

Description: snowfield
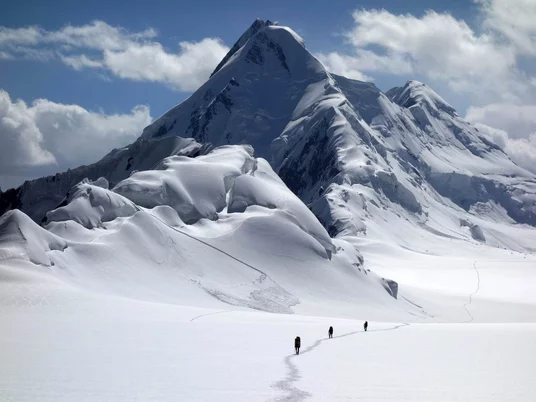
[[1, 278, 536, 401], [1, 199, 535, 401], [1, 18, 536, 401]]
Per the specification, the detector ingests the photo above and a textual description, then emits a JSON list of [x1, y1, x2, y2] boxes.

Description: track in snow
[[271, 323, 409, 401], [149, 212, 298, 313], [190, 310, 229, 322], [462, 261, 481, 323], [149, 213, 270, 279]]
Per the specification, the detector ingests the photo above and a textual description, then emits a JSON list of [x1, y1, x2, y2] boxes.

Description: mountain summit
[[210, 19, 278, 77]]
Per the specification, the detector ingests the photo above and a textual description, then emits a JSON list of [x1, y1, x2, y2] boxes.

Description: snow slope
[[1, 283, 535, 401], [0, 142, 406, 318]]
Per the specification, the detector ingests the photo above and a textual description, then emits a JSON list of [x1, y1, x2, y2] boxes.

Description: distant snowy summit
[[1, 18, 536, 252]]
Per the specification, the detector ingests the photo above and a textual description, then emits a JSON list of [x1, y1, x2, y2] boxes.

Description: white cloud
[[0, 51, 13, 60], [0, 89, 152, 189], [467, 103, 536, 174], [466, 104, 536, 139], [60, 54, 104, 70], [316, 49, 412, 81], [0, 26, 42, 46], [328, 9, 519, 101], [479, 0, 536, 56], [0, 22, 156, 50], [316, 2, 536, 105], [46, 21, 157, 51], [0, 90, 56, 172], [103, 38, 229, 91], [504, 134, 536, 174], [347, 9, 514, 80], [474, 122, 536, 174], [0, 21, 229, 92]]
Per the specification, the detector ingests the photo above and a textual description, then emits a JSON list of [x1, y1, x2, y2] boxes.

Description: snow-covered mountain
[[1, 19, 536, 316], [137, 19, 536, 250]]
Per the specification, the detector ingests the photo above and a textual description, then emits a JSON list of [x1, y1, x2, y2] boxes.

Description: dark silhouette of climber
[[328, 326, 333, 338], [364, 321, 368, 332], [294, 336, 301, 354]]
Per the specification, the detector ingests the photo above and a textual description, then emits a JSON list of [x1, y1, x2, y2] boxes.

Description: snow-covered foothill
[[0, 141, 403, 317]]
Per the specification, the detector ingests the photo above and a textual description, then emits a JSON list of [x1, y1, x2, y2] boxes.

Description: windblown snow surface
[[1, 19, 536, 401]]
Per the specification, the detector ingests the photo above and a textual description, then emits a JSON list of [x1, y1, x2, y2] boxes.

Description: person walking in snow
[[294, 336, 301, 355], [328, 326, 333, 338], [364, 321, 368, 332]]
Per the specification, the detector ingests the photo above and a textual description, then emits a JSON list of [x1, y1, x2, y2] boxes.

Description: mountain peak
[[387, 80, 457, 116], [210, 19, 277, 77]]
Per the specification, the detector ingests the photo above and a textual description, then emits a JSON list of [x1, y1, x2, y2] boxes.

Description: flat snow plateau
[[1, 244, 535, 402]]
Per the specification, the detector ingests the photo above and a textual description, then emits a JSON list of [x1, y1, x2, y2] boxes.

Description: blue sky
[[1, 0, 535, 189]]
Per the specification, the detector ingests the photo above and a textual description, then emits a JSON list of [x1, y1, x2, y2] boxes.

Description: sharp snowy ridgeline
[[1, 19, 536, 401]]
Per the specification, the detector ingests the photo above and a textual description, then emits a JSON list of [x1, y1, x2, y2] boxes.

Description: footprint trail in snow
[[462, 261, 481, 323], [271, 323, 409, 401]]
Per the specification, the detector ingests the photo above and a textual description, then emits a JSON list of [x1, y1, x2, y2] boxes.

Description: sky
[[1, 0, 535, 189]]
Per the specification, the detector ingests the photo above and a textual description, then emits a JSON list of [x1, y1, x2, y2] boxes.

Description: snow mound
[[228, 158, 335, 256], [114, 145, 253, 224], [46, 179, 138, 229], [0, 209, 66, 266]]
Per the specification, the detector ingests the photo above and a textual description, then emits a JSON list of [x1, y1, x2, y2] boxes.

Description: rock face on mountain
[[1, 19, 536, 252]]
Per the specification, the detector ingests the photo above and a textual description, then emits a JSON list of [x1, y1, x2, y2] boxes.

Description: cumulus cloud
[[0, 90, 56, 172], [316, 49, 412, 81], [466, 104, 536, 139], [317, 2, 536, 104], [347, 9, 514, 82], [467, 104, 536, 174], [0, 89, 152, 189], [474, 122, 536, 174], [504, 134, 536, 174], [0, 21, 229, 92], [479, 0, 536, 56], [103, 38, 229, 91]]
